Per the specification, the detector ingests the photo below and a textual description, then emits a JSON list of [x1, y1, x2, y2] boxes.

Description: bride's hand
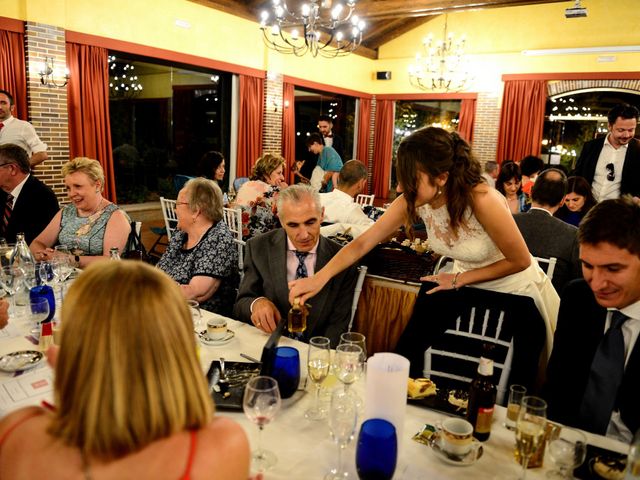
[[288, 276, 323, 305], [420, 272, 462, 294]]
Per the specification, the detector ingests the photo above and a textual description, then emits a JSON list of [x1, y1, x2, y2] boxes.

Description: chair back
[[222, 206, 245, 275], [160, 197, 178, 240], [533, 256, 557, 281], [174, 174, 194, 193], [355, 194, 375, 207], [348, 265, 368, 332], [233, 177, 250, 193]]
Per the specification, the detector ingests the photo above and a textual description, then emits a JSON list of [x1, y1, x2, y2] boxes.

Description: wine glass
[[0, 265, 22, 296], [339, 332, 367, 364], [305, 336, 331, 420], [243, 375, 282, 472], [29, 297, 50, 335], [325, 389, 358, 480], [515, 396, 547, 480], [546, 427, 587, 479], [187, 299, 202, 331], [334, 344, 363, 398], [356, 418, 398, 480], [38, 262, 55, 287]]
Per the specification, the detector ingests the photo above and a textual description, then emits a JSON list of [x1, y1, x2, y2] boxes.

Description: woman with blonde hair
[[0, 261, 250, 479], [234, 153, 288, 239], [31, 157, 131, 267]]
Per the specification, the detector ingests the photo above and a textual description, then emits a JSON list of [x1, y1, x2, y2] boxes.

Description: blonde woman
[[0, 261, 250, 479], [31, 157, 130, 267]]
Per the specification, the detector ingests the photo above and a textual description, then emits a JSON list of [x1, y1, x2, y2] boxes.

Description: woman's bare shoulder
[[0, 406, 46, 437], [471, 184, 507, 209]]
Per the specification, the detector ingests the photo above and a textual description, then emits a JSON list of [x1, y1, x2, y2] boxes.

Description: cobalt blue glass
[[268, 346, 300, 399], [356, 418, 398, 480], [29, 285, 55, 322]]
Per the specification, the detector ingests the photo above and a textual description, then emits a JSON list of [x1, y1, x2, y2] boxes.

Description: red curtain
[[237, 75, 264, 178], [0, 29, 27, 120], [356, 97, 372, 193], [458, 98, 476, 144], [372, 99, 395, 199], [66, 42, 116, 202], [282, 82, 295, 184], [496, 79, 547, 164]]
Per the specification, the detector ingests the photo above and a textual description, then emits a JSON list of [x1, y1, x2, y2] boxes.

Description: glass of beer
[[505, 384, 527, 430], [515, 396, 547, 480]]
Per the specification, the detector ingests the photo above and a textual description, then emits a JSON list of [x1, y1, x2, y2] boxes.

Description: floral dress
[[234, 180, 281, 240], [58, 203, 123, 255]]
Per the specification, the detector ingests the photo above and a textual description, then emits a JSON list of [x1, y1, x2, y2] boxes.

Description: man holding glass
[[544, 196, 640, 442]]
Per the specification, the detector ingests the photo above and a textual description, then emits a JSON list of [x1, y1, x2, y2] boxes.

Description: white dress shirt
[[286, 237, 318, 282], [320, 189, 374, 226], [592, 135, 626, 201], [0, 116, 47, 156]]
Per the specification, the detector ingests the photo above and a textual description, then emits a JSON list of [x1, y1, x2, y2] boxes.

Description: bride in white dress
[[288, 127, 559, 354]]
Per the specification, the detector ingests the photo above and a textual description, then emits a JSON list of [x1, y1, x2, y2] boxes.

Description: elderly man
[[0, 144, 58, 244], [514, 168, 581, 294], [234, 184, 357, 346], [544, 196, 640, 442], [0, 90, 48, 167]]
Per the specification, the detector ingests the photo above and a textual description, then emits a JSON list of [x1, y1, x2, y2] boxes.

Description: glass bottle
[[287, 298, 309, 333], [10, 233, 35, 306], [467, 344, 497, 442], [109, 247, 121, 260]]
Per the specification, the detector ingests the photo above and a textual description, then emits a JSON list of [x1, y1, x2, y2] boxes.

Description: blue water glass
[[29, 285, 55, 322], [268, 346, 300, 399], [356, 418, 398, 480]]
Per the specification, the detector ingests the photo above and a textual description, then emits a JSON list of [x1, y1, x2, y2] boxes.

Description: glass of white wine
[[515, 396, 547, 480], [305, 336, 331, 421]]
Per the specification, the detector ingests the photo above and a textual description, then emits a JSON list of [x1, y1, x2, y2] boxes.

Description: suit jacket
[[514, 209, 581, 294], [543, 279, 640, 435], [233, 229, 358, 347], [0, 175, 59, 244], [324, 134, 344, 161], [574, 136, 640, 197]]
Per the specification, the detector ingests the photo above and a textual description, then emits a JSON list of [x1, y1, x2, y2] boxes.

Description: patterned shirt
[[58, 203, 121, 256]]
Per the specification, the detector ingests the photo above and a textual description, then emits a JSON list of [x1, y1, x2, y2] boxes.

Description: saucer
[[0, 350, 44, 373], [427, 431, 483, 467], [198, 329, 235, 346]]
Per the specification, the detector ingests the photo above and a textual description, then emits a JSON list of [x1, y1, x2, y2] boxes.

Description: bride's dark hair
[[396, 127, 482, 232]]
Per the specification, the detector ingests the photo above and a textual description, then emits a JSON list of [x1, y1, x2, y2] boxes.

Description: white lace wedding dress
[[418, 203, 560, 357]]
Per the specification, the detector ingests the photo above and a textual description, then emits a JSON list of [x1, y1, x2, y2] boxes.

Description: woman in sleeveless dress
[[289, 127, 559, 353]]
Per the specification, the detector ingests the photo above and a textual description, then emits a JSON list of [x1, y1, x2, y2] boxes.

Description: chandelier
[[408, 16, 470, 92], [259, 0, 366, 58], [108, 56, 143, 98]]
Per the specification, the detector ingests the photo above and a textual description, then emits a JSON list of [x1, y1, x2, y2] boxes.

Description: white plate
[[197, 329, 235, 346], [0, 350, 44, 373], [428, 431, 484, 467]]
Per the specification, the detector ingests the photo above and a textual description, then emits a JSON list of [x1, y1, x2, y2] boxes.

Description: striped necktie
[[3, 194, 13, 232]]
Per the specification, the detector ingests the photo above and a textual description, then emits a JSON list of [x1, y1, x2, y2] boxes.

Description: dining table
[[0, 302, 630, 479]]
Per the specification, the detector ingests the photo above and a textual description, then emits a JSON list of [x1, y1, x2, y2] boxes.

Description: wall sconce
[[39, 57, 69, 88], [284, 100, 290, 109]]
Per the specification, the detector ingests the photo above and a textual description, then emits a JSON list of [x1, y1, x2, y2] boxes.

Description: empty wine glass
[[29, 297, 50, 335], [0, 265, 22, 296], [305, 336, 331, 420], [546, 427, 587, 479], [339, 332, 367, 364], [325, 389, 358, 480], [243, 375, 282, 472], [38, 262, 55, 287], [187, 299, 202, 331], [334, 343, 363, 410], [515, 396, 547, 480]]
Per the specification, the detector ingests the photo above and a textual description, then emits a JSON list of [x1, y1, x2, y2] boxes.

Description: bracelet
[[451, 272, 461, 290]]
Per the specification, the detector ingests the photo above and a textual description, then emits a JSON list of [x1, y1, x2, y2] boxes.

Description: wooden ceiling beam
[[364, 17, 434, 50]]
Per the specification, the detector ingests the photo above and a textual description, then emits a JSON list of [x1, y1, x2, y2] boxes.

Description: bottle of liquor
[[109, 247, 121, 260], [467, 344, 497, 442], [10, 232, 35, 306]]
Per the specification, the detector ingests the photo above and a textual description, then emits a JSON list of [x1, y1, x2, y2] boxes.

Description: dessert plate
[[0, 350, 44, 373]]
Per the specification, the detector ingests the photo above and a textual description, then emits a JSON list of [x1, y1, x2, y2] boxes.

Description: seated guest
[[306, 133, 343, 192], [544, 197, 640, 442], [196, 150, 226, 185], [555, 176, 597, 227], [234, 184, 358, 347], [157, 178, 239, 316], [234, 153, 287, 240], [520, 155, 545, 196], [0, 261, 250, 478], [514, 168, 581, 294], [0, 144, 58, 244], [30, 157, 130, 267], [320, 159, 373, 238], [497, 161, 529, 214], [481, 160, 498, 188]]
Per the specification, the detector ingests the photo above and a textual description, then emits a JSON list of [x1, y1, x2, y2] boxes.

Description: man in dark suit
[[514, 168, 580, 294], [318, 114, 344, 161], [234, 184, 357, 346], [574, 103, 640, 201], [0, 144, 58, 244], [544, 197, 640, 442]]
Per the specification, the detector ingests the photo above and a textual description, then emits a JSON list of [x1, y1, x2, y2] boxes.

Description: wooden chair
[[355, 194, 375, 207], [222, 206, 245, 274], [533, 256, 557, 281]]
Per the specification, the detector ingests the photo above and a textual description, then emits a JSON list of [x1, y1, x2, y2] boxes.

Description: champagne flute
[[339, 332, 367, 365], [243, 375, 282, 472], [515, 396, 547, 480], [546, 427, 587, 479], [335, 343, 363, 397], [305, 336, 331, 420], [325, 389, 358, 480]]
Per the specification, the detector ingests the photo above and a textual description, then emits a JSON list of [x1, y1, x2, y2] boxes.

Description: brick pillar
[[24, 22, 69, 202], [263, 72, 283, 155], [472, 91, 500, 165]]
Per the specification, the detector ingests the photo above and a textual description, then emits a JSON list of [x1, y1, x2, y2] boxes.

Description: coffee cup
[[439, 418, 474, 457], [206, 317, 228, 340]]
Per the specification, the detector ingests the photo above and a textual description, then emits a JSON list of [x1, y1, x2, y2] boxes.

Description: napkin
[[364, 352, 410, 447]]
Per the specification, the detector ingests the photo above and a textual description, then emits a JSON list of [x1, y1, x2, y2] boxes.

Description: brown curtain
[[282, 82, 295, 184], [496, 79, 547, 164], [372, 99, 395, 199], [458, 98, 476, 144], [356, 97, 372, 193], [66, 42, 116, 202], [237, 75, 264, 179], [0, 29, 27, 120]]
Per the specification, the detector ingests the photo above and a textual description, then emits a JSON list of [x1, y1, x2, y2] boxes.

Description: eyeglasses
[[605, 163, 615, 182]]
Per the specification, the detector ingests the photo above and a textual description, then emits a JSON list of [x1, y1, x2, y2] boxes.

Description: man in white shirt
[[481, 160, 498, 188], [544, 196, 640, 442], [574, 104, 640, 201], [0, 90, 48, 167]]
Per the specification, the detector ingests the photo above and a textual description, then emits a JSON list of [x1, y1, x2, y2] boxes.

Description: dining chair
[[222, 206, 245, 275], [160, 197, 178, 241], [173, 174, 195, 194], [347, 265, 368, 332], [533, 256, 557, 282], [355, 194, 375, 207]]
